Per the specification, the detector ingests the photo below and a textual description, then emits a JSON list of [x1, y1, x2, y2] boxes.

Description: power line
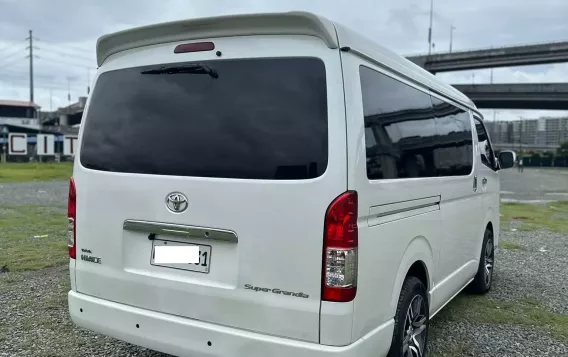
[[0, 74, 86, 88], [1, 80, 86, 94], [61, 43, 93, 54], [0, 40, 27, 54], [0, 55, 26, 69], [3, 63, 90, 78], [35, 39, 93, 55], [0, 46, 26, 64], [38, 46, 95, 64], [37, 55, 95, 69], [0, 69, 88, 82]]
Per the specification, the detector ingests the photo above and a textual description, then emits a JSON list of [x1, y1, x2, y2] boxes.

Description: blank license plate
[[151, 239, 211, 273]]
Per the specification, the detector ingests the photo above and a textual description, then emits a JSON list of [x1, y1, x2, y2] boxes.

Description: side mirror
[[498, 150, 516, 170]]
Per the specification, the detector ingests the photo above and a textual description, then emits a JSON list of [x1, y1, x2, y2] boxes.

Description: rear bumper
[[68, 290, 394, 357]]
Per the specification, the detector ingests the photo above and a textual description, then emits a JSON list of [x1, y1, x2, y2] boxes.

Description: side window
[[473, 117, 496, 169], [430, 97, 474, 176], [360, 66, 438, 180], [359, 65, 474, 180]]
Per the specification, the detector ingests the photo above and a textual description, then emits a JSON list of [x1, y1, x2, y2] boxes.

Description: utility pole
[[428, 0, 434, 55], [449, 25, 456, 53], [26, 30, 34, 103], [491, 68, 495, 139], [87, 68, 91, 95], [67, 77, 71, 106]]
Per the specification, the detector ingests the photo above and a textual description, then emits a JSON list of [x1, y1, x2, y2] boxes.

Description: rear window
[[80, 57, 328, 180]]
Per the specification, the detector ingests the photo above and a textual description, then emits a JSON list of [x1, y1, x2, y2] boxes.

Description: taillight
[[68, 177, 76, 259], [322, 191, 358, 302]]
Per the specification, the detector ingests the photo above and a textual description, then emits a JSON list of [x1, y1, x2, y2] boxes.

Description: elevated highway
[[452, 83, 568, 110], [406, 41, 568, 73]]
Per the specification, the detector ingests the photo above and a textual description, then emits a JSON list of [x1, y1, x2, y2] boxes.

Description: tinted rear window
[[80, 57, 328, 180]]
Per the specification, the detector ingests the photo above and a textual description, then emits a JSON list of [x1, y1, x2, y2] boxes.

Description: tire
[[387, 276, 429, 357], [469, 228, 495, 294]]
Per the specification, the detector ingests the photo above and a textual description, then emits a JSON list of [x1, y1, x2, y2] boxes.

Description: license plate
[[151, 239, 211, 273]]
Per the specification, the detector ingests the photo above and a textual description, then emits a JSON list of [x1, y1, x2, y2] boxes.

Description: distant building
[[485, 116, 568, 153], [0, 100, 41, 132], [42, 96, 87, 128]]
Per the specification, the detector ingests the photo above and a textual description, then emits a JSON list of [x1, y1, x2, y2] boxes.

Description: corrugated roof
[[0, 100, 41, 108]]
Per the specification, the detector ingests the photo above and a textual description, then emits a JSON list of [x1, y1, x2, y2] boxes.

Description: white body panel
[[72, 34, 346, 343], [69, 10, 502, 357]]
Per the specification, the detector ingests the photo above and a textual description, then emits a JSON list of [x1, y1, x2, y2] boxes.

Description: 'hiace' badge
[[80, 248, 101, 264]]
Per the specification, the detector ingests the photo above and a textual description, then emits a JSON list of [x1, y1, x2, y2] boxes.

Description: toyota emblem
[[165, 192, 188, 213]]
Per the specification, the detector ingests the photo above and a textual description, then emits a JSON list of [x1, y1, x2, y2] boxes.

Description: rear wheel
[[469, 228, 494, 294], [387, 276, 429, 357]]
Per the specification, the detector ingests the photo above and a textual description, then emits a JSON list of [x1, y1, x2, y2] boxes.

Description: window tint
[[80, 58, 328, 180], [431, 97, 474, 176], [360, 66, 474, 179], [474, 117, 496, 169], [360, 66, 438, 179]]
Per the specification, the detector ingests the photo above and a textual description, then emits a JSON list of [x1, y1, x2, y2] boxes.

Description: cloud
[[0, 0, 567, 121]]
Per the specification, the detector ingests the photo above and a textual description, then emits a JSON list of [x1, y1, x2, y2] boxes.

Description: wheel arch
[[389, 235, 434, 316]]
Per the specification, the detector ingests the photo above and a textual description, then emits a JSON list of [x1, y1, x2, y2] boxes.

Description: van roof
[[96, 11, 477, 113]]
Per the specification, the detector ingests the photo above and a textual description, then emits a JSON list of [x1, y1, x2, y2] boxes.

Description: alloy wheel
[[402, 294, 428, 357]]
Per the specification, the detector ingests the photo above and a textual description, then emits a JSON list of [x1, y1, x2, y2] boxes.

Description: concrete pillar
[[59, 114, 68, 126]]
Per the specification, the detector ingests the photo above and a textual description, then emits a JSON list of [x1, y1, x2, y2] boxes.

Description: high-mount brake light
[[174, 42, 215, 54], [322, 191, 358, 302]]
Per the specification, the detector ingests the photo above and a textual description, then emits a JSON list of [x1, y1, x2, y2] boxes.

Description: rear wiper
[[141, 64, 218, 79]]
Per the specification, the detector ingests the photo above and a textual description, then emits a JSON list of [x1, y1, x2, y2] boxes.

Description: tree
[[557, 141, 568, 157]]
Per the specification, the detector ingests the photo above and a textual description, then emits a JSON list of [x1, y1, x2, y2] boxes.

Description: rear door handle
[[473, 176, 478, 192]]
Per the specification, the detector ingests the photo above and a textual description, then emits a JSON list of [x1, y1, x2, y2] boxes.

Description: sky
[[1, 0, 568, 122]]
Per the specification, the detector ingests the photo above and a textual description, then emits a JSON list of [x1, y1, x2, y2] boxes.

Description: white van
[[67, 11, 515, 357]]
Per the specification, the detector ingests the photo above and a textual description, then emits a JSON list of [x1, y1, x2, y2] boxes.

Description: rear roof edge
[[96, 11, 339, 67]]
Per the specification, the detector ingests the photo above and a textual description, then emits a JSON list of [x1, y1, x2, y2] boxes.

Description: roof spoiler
[[96, 11, 339, 66]]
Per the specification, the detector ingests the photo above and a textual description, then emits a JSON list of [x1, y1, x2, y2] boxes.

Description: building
[[485, 116, 568, 153], [41, 96, 87, 128], [0, 99, 41, 132], [543, 117, 568, 146], [0, 98, 80, 162]]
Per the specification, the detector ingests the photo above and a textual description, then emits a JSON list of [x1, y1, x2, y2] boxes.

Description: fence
[[522, 156, 568, 168]]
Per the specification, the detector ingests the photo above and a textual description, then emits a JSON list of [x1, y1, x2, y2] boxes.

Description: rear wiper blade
[[141, 64, 218, 78]]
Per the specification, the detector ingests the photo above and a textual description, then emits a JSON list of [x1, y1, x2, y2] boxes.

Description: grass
[[428, 343, 474, 357], [0, 162, 73, 183], [499, 241, 525, 250], [500, 201, 568, 233], [435, 294, 568, 343], [0, 205, 67, 272]]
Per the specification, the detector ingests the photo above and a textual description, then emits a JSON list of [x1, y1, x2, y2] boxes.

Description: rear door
[[72, 34, 347, 342], [473, 116, 500, 245], [430, 97, 480, 281]]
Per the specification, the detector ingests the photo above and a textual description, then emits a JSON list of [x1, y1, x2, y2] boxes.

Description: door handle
[[473, 175, 478, 192]]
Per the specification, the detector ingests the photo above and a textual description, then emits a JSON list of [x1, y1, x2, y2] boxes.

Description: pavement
[[500, 167, 568, 203]]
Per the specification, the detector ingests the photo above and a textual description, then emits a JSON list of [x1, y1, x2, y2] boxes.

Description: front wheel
[[387, 276, 429, 357], [469, 228, 494, 294]]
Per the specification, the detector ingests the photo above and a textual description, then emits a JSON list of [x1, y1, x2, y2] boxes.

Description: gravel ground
[[499, 168, 568, 203], [427, 228, 568, 356], [0, 181, 68, 208], [493, 229, 568, 315], [1, 180, 568, 356]]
